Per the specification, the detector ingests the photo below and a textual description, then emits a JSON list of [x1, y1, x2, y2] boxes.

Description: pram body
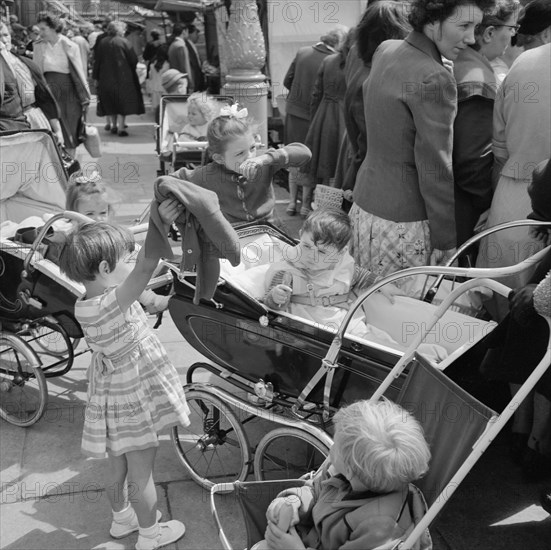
[[167, 222, 545, 489]]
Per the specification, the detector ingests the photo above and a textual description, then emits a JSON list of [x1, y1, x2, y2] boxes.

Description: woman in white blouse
[[33, 11, 90, 156]]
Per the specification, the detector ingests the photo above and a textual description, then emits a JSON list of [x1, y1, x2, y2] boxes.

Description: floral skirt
[[349, 203, 431, 281]]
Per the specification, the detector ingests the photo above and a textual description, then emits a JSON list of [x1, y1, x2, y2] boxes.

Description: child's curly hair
[[187, 92, 219, 125], [302, 208, 352, 251], [409, 0, 496, 31]]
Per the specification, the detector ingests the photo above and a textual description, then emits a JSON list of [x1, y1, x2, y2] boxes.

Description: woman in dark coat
[[93, 20, 144, 137]]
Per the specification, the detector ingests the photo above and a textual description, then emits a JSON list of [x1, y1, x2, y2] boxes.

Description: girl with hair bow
[[171, 102, 312, 225]]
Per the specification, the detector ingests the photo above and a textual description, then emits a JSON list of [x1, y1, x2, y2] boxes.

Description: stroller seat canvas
[[0, 130, 68, 224]]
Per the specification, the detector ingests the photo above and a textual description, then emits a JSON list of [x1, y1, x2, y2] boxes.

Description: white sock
[[113, 504, 133, 522], [138, 522, 159, 538]]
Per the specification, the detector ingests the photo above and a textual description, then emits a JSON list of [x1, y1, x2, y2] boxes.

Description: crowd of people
[[0, 11, 212, 144], [2, 0, 551, 547]]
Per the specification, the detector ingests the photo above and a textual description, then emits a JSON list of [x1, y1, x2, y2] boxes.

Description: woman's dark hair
[[357, 1, 412, 64], [37, 11, 63, 33], [154, 43, 169, 71], [338, 29, 356, 68], [409, 0, 496, 31]]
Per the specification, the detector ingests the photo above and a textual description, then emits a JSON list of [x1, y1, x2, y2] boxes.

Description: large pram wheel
[[253, 427, 330, 481], [24, 319, 77, 377], [0, 334, 47, 427], [171, 388, 251, 490]]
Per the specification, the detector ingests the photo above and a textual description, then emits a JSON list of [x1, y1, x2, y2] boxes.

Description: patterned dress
[[75, 288, 190, 458], [349, 204, 431, 281]]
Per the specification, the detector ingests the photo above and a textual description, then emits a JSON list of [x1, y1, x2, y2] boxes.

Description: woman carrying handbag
[[33, 11, 90, 156]]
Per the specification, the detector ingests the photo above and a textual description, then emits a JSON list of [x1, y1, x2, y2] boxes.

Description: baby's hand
[[379, 283, 405, 304], [239, 154, 271, 180], [158, 198, 182, 226], [265, 524, 306, 550], [266, 497, 300, 530], [271, 284, 292, 306]]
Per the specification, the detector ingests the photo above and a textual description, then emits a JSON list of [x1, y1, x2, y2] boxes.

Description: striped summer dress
[[75, 288, 190, 458]]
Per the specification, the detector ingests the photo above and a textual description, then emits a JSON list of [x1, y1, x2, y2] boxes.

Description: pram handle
[[423, 219, 551, 303], [23, 211, 95, 276], [292, 246, 551, 421]]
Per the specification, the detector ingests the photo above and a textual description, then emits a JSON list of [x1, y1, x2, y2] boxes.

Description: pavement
[[1, 99, 550, 550]]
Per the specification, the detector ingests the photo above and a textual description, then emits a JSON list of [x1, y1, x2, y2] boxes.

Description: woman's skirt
[[44, 72, 82, 149], [349, 203, 431, 283]]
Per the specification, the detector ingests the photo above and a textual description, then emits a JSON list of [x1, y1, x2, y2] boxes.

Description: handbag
[[83, 123, 102, 158], [77, 112, 102, 158]]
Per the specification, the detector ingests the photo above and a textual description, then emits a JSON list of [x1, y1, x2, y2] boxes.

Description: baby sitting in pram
[[263, 209, 402, 347], [163, 92, 219, 153]]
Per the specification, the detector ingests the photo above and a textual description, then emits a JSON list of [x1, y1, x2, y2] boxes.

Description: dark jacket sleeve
[[283, 56, 297, 90], [453, 96, 494, 206], [309, 64, 324, 119]]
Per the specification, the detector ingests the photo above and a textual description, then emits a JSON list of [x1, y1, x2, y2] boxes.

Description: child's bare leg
[[287, 169, 299, 215], [106, 452, 128, 512], [126, 447, 158, 528], [300, 186, 313, 217], [118, 115, 127, 135]]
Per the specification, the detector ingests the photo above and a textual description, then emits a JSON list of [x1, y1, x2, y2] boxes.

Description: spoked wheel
[[0, 334, 47, 427], [171, 389, 251, 490], [23, 320, 75, 377], [254, 427, 330, 481]]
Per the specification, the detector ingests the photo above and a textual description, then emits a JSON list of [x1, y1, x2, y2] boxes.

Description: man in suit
[[185, 24, 205, 92], [168, 23, 193, 91]]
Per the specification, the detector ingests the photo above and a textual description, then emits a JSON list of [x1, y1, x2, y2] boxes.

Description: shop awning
[[114, 0, 220, 12], [45, 0, 87, 23], [154, 0, 220, 10]]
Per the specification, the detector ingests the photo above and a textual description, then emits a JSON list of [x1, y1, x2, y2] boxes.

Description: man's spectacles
[[493, 24, 521, 35]]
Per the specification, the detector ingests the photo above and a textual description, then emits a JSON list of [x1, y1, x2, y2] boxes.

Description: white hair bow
[[74, 170, 102, 184], [220, 103, 248, 119]]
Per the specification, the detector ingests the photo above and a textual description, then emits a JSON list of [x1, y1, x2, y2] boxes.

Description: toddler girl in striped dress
[[59, 206, 189, 550]]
